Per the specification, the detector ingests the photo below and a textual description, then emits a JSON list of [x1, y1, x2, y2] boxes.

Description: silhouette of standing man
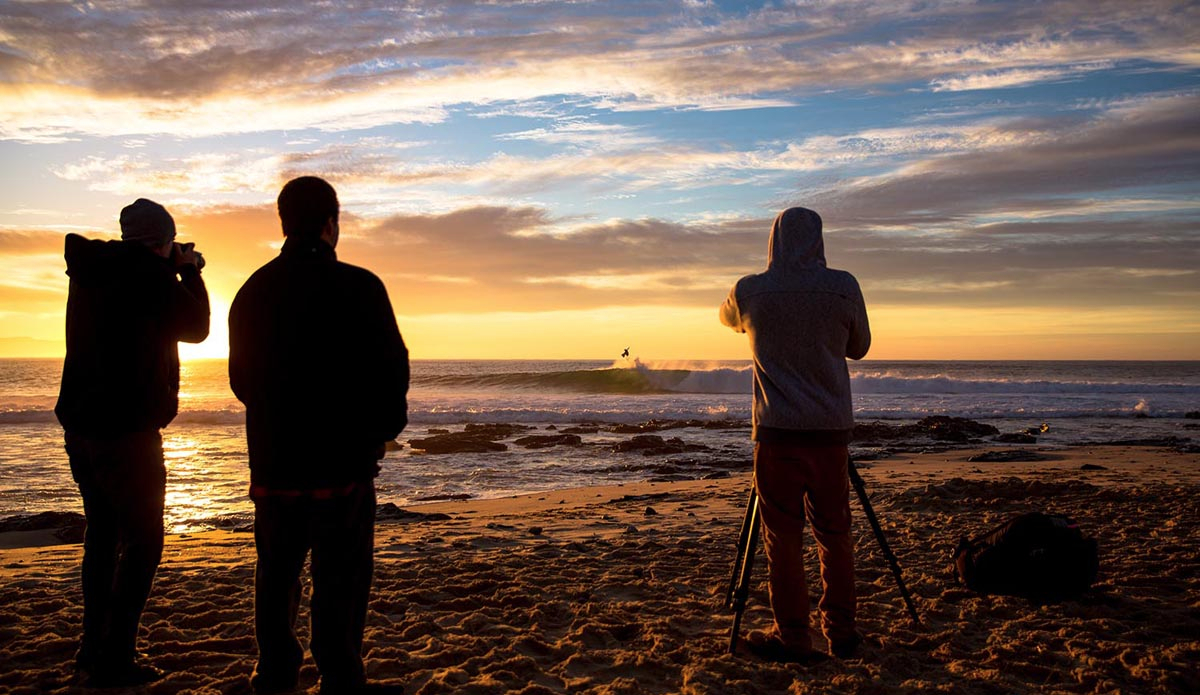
[[229, 176, 409, 695], [56, 199, 210, 687], [720, 207, 870, 663]]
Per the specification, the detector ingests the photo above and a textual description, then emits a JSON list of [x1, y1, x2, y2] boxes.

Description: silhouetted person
[[720, 207, 870, 663], [229, 176, 409, 695], [621, 347, 630, 358], [55, 199, 210, 687]]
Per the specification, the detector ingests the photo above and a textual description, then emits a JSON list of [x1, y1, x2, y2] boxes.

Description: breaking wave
[[411, 362, 1198, 397], [413, 360, 753, 394]]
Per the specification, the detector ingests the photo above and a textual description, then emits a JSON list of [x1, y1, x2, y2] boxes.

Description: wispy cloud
[[930, 64, 1110, 92], [2, 1, 1196, 140]]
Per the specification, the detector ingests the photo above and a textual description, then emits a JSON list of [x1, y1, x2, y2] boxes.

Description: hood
[[64, 232, 160, 282], [766, 207, 825, 270]]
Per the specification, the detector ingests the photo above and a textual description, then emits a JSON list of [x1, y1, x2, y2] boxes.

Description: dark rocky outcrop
[[608, 419, 747, 434], [854, 416, 1000, 444], [995, 432, 1038, 444], [376, 502, 452, 522], [407, 423, 536, 453], [407, 433, 507, 454], [0, 511, 87, 544], [513, 434, 583, 449], [922, 416, 1000, 441], [0, 511, 86, 533], [854, 415, 1003, 444], [463, 423, 534, 438], [613, 434, 710, 456]]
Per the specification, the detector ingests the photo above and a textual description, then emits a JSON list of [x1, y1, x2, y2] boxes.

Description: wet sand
[[1, 445, 1197, 694]]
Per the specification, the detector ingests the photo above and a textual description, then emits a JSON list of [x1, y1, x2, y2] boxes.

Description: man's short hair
[[277, 176, 339, 241]]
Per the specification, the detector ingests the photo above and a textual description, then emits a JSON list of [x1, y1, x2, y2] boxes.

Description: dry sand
[[1, 445, 1197, 694]]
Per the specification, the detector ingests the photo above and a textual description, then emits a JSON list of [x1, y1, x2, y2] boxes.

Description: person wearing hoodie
[[55, 199, 210, 687], [720, 207, 871, 664], [229, 176, 409, 695]]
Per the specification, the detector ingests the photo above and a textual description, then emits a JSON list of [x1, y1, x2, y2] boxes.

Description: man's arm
[[846, 278, 871, 360], [227, 287, 253, 404], [371, 278, 410, 440], [170, 265, 210, 344], [719, 284, 744, 333]]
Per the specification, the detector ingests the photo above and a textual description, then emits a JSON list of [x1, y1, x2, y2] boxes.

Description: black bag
[[953, 512, 1099, 601]]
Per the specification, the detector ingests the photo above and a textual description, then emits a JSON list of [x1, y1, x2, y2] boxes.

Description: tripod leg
[[848, 458, 920, 626], [728, 492, 760, 654], [726, 486, 758, 609]]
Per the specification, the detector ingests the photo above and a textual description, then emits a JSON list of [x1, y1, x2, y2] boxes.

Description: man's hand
[[172, 242, 205, 271]]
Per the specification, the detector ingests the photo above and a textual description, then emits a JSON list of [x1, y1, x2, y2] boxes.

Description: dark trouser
[[253, 482, 376, 689], [66, 430, 166, 668], [754, 442, 856, 651]]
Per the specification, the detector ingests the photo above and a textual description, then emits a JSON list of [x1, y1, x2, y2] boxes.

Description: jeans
[[253, 482, 376, 689], [66, 430, 166, 667], [753, 441, 856, 650]]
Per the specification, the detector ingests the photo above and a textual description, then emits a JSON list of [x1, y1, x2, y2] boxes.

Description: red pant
[[754, 442, 856, 650]]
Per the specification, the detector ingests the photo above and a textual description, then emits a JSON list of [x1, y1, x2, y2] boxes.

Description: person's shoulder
[[333, 259, 388, 290], [733, 270, 768, 294], [820, 266, 864, 299], [243, 256, 285, 282], [231, 257, 284, 299], [822, 265, 859, 281]]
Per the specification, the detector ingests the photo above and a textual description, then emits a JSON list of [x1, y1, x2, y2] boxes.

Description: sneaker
[[84, 658, 165, 688], [744, 629, 831, 665], [830, 632, 864, 659], [251, 670, 300, 694]]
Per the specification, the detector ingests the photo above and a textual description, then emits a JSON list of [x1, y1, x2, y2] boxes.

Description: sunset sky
[[1, 0, 1197, 360]]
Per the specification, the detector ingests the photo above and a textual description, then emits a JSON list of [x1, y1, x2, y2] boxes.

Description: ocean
[[2, 358, 1197, 533]]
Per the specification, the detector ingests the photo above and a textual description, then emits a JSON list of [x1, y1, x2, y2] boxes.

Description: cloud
[[0, 229, 73, 255], [2, 1, 1197, 140], [930, 64, 1109, 92], [45, 115, 1051, 211], [814, 92, 1200, 226]]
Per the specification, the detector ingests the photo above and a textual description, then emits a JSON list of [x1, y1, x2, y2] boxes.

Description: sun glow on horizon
[[1, 2, 1197, 362]]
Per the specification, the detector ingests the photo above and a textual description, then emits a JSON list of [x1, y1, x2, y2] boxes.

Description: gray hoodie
[[720, 208, 870, 439]]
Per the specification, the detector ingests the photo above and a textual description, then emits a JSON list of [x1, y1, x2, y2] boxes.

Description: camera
[[174, 242, 206, 271]]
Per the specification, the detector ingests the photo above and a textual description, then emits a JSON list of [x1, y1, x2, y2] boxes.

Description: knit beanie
[[119, 199, 176, 247]]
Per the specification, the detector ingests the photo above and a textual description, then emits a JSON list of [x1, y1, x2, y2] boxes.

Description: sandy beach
[[1, 444, 1197, 694]]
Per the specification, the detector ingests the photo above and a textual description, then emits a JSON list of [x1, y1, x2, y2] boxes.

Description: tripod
[[726, 456, 920, 654]]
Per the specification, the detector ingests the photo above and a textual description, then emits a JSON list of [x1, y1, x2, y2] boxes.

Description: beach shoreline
[[1, 444, 1197, 694]]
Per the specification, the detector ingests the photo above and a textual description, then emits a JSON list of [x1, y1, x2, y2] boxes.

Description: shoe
[[744, 629, 831, 665], [251, 670, 300, 694], [830, 632, 864, 659], [84, 658, 165, 688], [318, 682, 404, 695]]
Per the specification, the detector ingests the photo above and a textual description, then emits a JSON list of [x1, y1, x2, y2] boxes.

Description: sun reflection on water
[[161, 431, 250, 534]]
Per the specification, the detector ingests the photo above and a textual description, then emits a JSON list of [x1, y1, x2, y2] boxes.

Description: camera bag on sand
[[953, 512, 1099, 601]]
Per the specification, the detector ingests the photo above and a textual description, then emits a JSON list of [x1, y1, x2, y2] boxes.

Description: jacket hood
[[767, 207, 825, 270]]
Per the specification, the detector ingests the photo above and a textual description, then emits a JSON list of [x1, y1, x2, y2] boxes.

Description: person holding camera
[[55, 198, 210, 687], [720, 207, 870, 663]]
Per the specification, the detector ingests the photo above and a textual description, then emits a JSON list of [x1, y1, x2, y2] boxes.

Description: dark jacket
[[720, 208, 870, 439], [228, 237, 409, 490], [55, 233, 211, 436]]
